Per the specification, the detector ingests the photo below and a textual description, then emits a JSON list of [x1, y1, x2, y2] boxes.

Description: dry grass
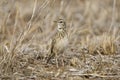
[[0, 0, 120, 80]]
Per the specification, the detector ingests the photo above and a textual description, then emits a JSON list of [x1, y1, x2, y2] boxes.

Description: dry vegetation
[[0, 0, 120, 80]]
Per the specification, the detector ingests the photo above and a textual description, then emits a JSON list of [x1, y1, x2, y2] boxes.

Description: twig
[[109, 0, 116, 32], [69, 73, 120, 78]]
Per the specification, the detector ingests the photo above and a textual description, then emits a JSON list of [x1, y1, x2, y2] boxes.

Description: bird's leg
[[55, 53, 59, 68], [61, 53, 65, 67]]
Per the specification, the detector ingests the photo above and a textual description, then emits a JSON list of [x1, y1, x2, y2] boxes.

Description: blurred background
[[0, 0, 120, 80]]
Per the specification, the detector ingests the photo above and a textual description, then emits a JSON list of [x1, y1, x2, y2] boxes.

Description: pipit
[[47, 19, 69, 67]]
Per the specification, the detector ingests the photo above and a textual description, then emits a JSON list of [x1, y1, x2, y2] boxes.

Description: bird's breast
[[56, 36, 69, 50]]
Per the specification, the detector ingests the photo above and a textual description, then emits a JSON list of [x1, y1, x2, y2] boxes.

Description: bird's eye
[[59, 21, 63, 23]]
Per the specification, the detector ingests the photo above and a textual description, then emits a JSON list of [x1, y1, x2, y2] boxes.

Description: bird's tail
[[46, 53, 55, 63]]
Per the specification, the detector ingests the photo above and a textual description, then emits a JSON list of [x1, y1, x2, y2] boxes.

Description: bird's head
[[55, 19, 66, 31]]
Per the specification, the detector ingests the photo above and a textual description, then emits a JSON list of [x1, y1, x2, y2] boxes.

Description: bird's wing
[[51, 38, 56, 54], [46, 38, 56, 63]]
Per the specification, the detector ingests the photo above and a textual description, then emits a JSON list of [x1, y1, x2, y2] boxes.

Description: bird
[[46, 18, 69, 67]]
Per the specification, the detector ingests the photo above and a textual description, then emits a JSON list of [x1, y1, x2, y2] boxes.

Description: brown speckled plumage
[[47, 19, 69, 67]]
